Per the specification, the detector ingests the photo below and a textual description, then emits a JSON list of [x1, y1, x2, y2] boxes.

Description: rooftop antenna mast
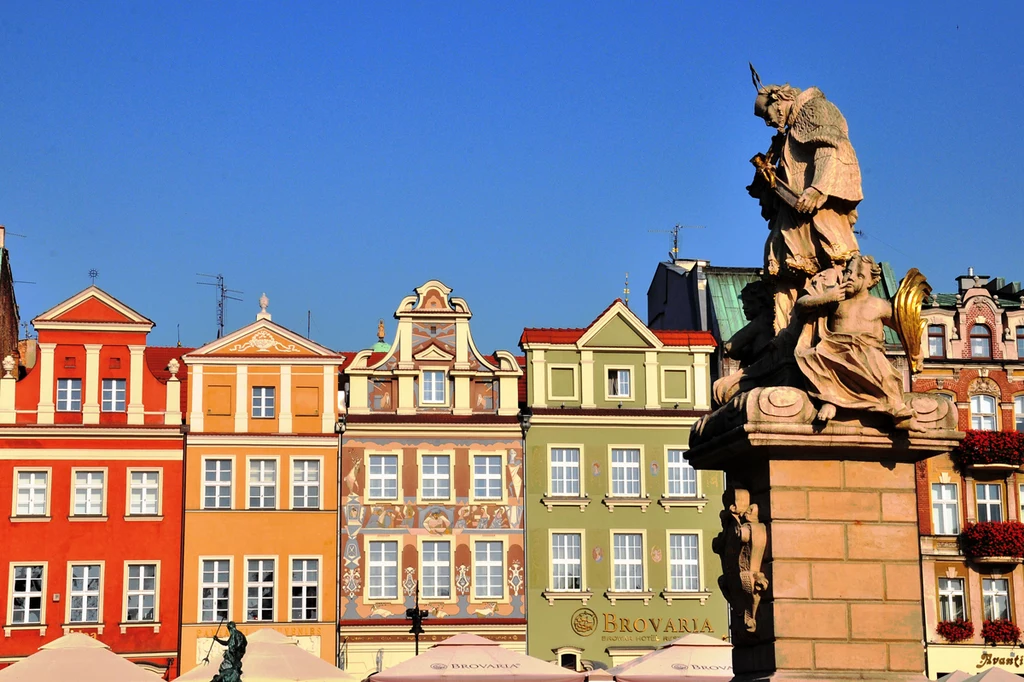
[[623, 272, 630, 308], [197, 273, 243, 339], [648, 223, 706, 261]]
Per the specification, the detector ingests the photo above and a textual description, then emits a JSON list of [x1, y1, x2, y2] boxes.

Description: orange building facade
[[178, 299, 344, 674], [0, 286, 189, 678], [338, 281, 525, 677], [913, 270, 1024, 677]]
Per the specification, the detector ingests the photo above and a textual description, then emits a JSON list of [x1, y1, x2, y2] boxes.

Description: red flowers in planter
[[960, 522, 1024, 558], [982, 618, 1020, 645], [951, 430, 1024, 469], [937, 618, 974, 643]]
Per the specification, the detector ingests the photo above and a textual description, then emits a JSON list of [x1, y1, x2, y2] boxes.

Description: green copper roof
[[869, 261, 900, 346], [706, 270, 762, 342], [372, 341, 391, 352]]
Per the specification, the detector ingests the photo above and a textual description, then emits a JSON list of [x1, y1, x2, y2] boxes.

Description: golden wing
[[893, 268, 932, 374]]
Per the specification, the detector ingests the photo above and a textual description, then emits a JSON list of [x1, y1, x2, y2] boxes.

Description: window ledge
[[9, 515, 51, 523], [541, 496, 591, 512], [67, 515, 108, 522], [602, 497, 651, 513], [659, 496, 708, 513], [3, 624, 46, 637], [605, 590, 654, 606], [62, 623, 104, 635], [542, 590, 593, 606], [119, 622, 161, 634], [124, 515, 164, 522], [662, 590, 713, 605]]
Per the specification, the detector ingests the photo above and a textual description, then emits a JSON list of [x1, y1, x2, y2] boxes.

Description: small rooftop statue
[[699, 67, 937, 439]]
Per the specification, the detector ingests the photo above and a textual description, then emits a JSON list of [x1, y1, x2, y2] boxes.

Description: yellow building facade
[[179, 302, 344, 673]]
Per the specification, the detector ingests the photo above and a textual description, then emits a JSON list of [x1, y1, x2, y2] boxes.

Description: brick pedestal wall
[[751, 459, 925, 679]]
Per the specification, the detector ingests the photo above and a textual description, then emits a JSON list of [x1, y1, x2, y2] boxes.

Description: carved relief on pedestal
[[714, 487, 769, 636]]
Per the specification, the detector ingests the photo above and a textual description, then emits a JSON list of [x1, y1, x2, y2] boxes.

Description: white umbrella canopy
[[177, 628, 355, 682], [937, 672, 972, 682], [0, 632, 162, 682], [962, 668, 1024, 682], [606, 633, 733, 682], [372, 633, 583, 682]]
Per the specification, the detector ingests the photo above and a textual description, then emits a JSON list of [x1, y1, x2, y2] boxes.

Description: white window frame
[[101, 378, 126, 412], [610, 448, 642, 498], [123, 561, 159, 624], [251, 386, 276, 419], [56, 378, 82, 412], [549, 447, 582, 497], [420, 540, 452, 601], [13, 468, 51, 517], [421, 370, 447, 405], [606, 367, 633, 400], [66, 562, 103, 624], [289, 556, 321, 622], [244, 556, 276, 623], [612, 532, 645, 592], [1015, 395, 1024, 433], [291, 458, 322, 510], [550, 532, 583, 592], [472, 454, 504, 502], [199, 558, 232, 623], [71, 469, 106, 517], [931, 483, 960, 535], [666, 449, 697, 498], [8, 562, 46, 626], [247, 458, 278, 510], [202, 457, 234, 510], [938, 576, 966, 622], [1017, 326, 1024, 360], [367, 541, 399, 601], [668, 533, 701, 592], [473, 539, 505, 601], [367, 454, 399, 501], [971, 394, 998, 431], [982, 577, 1010, 621], [927, 324, 946, 359], [127, 469, 162, 517], [419, 453, 452, 501], [977, 483, 1003, 522], [971, 325, 993, 359]]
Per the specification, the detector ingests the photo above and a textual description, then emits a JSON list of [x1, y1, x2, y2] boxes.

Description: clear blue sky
[[2, 1, 1022, 353]]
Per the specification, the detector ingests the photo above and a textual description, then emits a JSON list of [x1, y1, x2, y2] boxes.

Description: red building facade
[[0, 286, 190, 679]]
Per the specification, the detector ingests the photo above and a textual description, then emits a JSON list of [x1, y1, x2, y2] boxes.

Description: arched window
[[559, 653, 580, 671], [1015, 395, 1024, 432], [928, 325, 946, 358], [971, 325, 992, 359], [971, 394, 997, 430]]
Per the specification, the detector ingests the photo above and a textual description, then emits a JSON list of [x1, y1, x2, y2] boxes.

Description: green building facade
[[519, 301, 729, 671]]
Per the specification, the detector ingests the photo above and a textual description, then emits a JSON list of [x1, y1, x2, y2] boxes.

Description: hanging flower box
[[951, 431, 1024, 471], [936, 618, 974, 643], [959, 522, 1024, 560], [982, 619, 1021, 645]]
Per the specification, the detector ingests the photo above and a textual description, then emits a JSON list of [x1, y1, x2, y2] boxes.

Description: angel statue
[[792, 255, 928, 429]]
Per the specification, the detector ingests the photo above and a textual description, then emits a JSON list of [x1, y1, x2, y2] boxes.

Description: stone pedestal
[[688, 387, 961, 682]]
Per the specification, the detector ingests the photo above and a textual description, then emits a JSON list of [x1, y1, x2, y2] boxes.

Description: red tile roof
[[145, 346, 195, 413], [519, 299, 714, 348]]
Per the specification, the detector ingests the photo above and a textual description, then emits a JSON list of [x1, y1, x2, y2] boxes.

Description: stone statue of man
[[211, 621, 247, 682], [748, 82, 863, 332]]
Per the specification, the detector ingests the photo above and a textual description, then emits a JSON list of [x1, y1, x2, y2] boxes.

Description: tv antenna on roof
[[197, 273, 243, 339], [648, 224, 705, 261]]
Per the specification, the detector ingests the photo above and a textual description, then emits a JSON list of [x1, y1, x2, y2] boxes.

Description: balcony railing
[[959, 521, 1024, 562]]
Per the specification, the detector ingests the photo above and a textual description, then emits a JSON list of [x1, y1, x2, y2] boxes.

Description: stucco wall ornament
[[714, 488, 768, 635], [228, 329, 300, 354], [969, 377, 1000, 396]]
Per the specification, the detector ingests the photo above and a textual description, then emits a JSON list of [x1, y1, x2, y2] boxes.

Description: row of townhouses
[[0, 235, 726, 679]]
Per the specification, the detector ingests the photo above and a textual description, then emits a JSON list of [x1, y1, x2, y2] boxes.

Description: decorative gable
[[413, 344, 455, 362], [33, 285, 154, 332], [189, 320, 342, 360], [578, 301, 660, 349]]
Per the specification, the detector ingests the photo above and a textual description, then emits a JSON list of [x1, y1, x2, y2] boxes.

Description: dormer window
[[422, 370, 446, 404], [1017, 326, 1024, 358], [607, 368, 631, 399], [971, 325, 992, 359], [927, 325, 945, 359]]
